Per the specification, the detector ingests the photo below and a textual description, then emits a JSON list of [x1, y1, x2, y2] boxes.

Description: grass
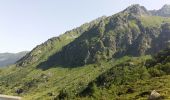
[[77, 54, 170, 100], [116, 75, 170, 100], [0, 51, 169, 100], [0, 56, 133, 100], [79, 75, 170, 100], [140, 15, 170, 27]]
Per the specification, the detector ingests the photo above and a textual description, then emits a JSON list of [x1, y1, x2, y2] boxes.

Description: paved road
[[0, 94, 21, 100]]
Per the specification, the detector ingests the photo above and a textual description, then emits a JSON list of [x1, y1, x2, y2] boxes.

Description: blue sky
[[0, 0, 170, 53]]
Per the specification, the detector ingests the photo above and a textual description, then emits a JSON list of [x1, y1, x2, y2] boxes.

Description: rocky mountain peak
[[122, 4, 150, 15], [150, 4, 170, 17], [162, 4, 170, 10]]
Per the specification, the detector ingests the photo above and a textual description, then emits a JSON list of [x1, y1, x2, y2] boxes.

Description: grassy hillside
[[79, 75, 170, 100], [0, 48, 169, 100], [78, 48, 170, 100], [0, 4, 170, 100], [140, 15, 170, 27], [0, 56, 132, 100]]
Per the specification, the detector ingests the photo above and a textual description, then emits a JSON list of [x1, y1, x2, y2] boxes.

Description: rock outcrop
[[148, 90, 161, 100]]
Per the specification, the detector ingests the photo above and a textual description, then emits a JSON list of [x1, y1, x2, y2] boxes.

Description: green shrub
[[148, 68, 164, 77], [161, 63, 170, 74], [57, 89, 71, 100]]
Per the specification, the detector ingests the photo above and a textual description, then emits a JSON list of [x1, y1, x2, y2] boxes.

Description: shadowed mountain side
[[16, 16, 106, 68], [37, 13, 170, 69], [19, 5, 170, 69], [37, 26, 100, 69]]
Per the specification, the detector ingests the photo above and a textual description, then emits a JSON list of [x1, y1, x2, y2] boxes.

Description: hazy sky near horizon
[[0, 0, 170, 53]]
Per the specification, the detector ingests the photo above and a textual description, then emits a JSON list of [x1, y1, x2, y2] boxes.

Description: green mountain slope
[[16, 16, 106, 67], [79, 48, 170, 100], [30, 4, 170, 67], [0, 4, 170, 100], [0, 51, 28, 67]]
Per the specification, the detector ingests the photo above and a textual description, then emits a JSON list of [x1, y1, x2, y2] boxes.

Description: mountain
[[0, 51, 28, 67], [0, 4, 170, 100], [18, 4, 170, 68], [16, 16, 106, 67], [150, 4, 170, 17]]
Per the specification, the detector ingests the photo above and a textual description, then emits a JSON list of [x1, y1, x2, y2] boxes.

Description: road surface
[[0, 94, 21, 100]]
